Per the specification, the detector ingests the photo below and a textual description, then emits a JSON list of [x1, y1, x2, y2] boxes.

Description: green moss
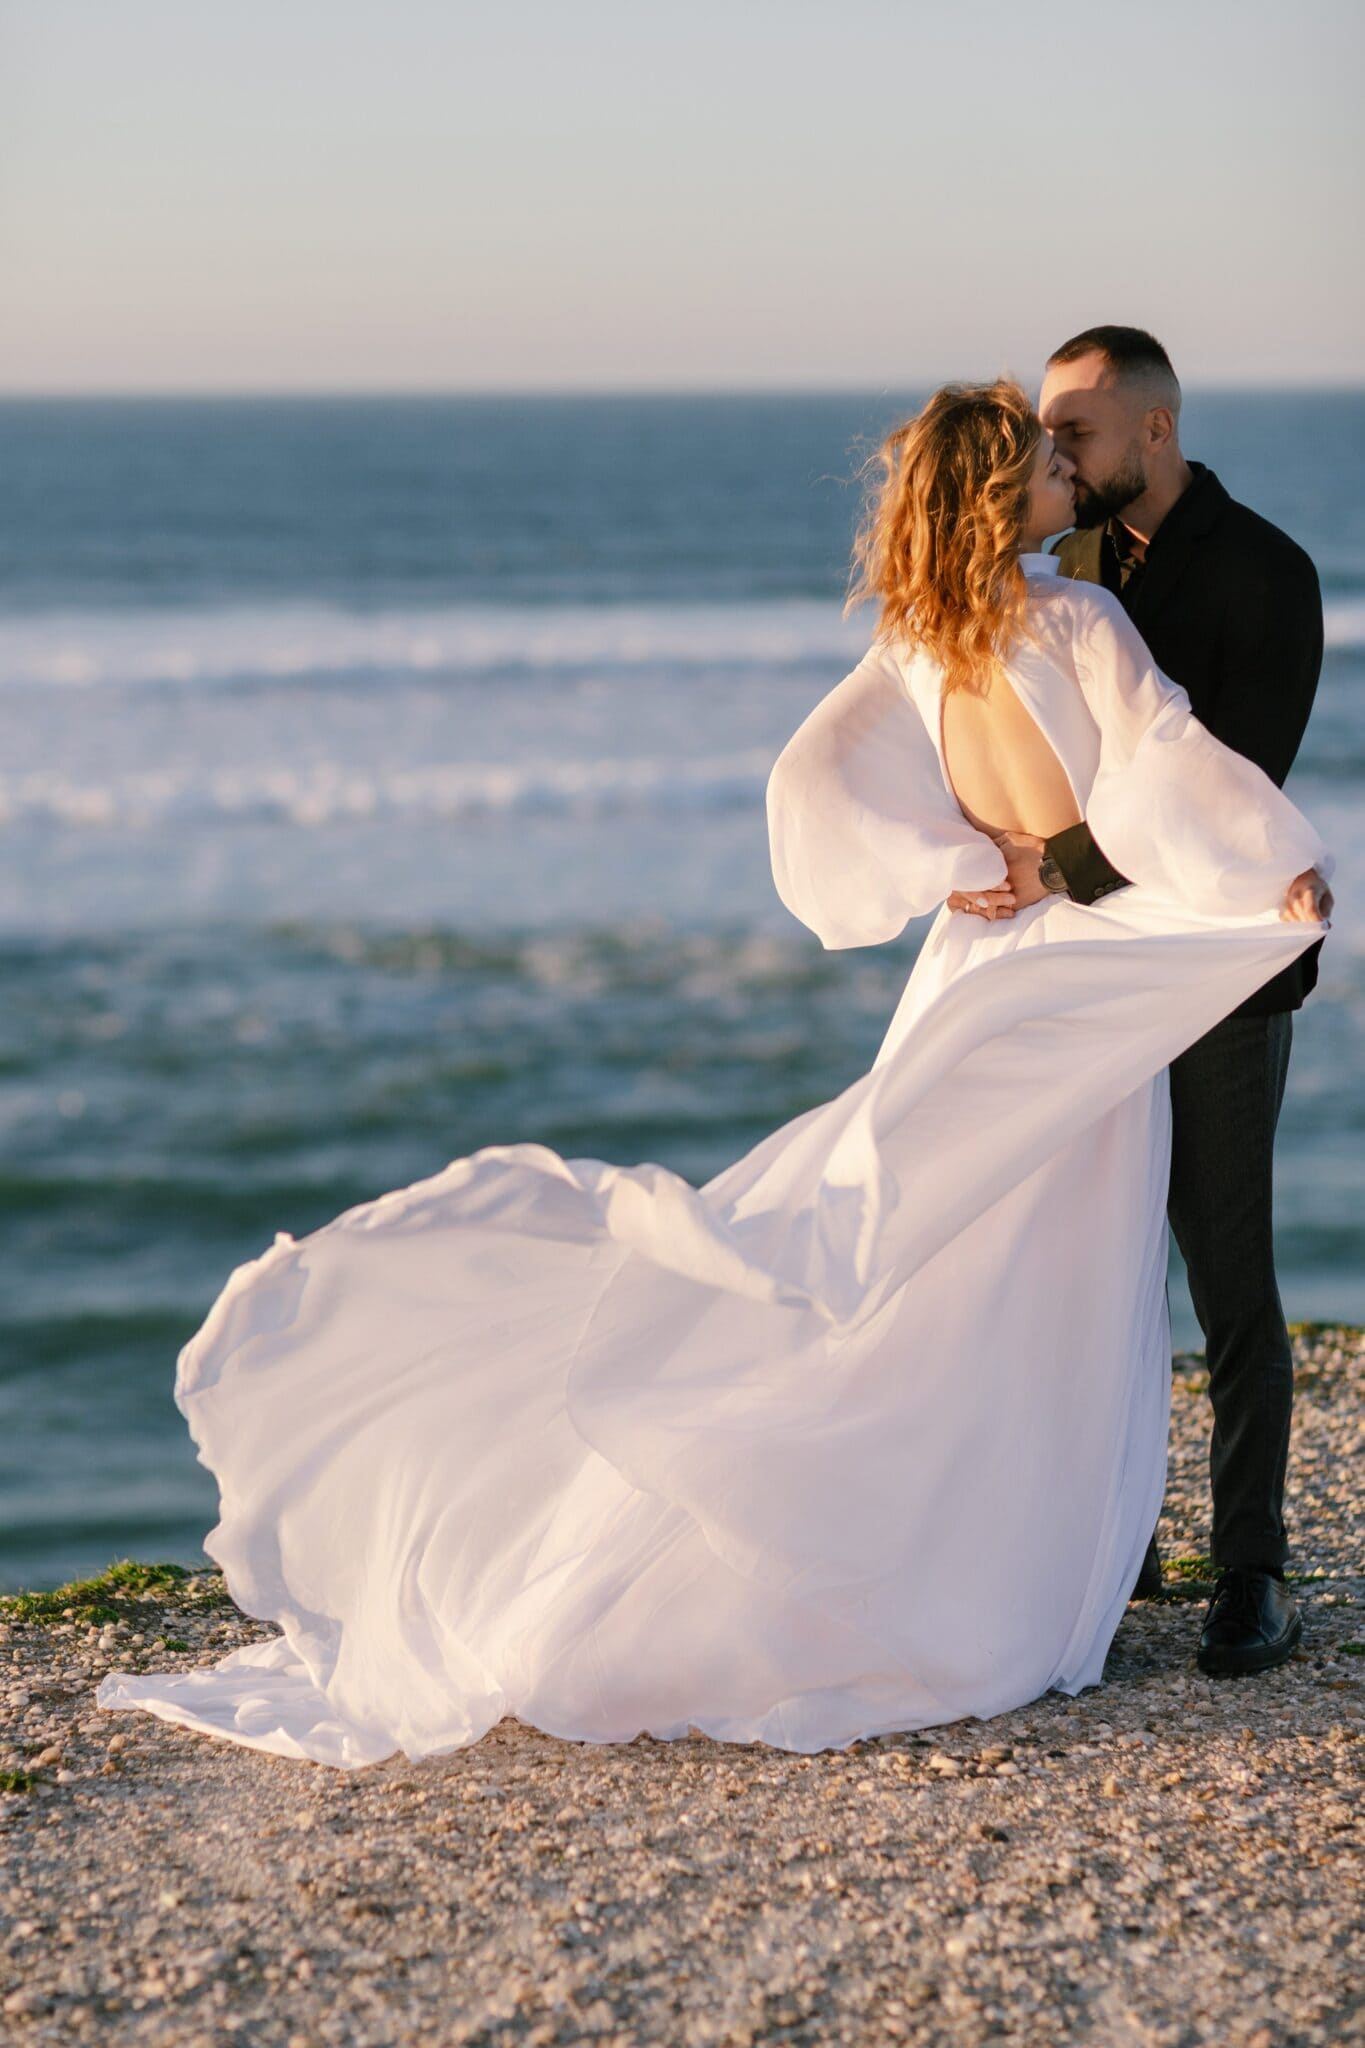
[[1164, 1554, 1216, 1582], [0, 1558, 226, 1627], [1340, 1642, 1365, 1659], [0, 1769, 36, 1794], [1152, 1553, 1218, 1601]]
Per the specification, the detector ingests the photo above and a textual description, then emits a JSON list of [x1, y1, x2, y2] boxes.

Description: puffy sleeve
[[1067, 586, 1333, 918], [765, 641, 1008, 949]]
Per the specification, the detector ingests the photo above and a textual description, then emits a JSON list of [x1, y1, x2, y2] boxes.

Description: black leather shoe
[[1130, 1533, 1163, 1600], [1197, 1567, 1302, 1676]]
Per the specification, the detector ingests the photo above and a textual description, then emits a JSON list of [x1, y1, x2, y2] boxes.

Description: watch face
[[1039, 857, 1067, 894]]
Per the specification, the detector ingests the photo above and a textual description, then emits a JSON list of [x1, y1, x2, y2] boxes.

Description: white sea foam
[[0, 594, 1359, 695], [0, 601, 868, 693], [1325, 597, 1365, 652], [0, 749, 776, 830]]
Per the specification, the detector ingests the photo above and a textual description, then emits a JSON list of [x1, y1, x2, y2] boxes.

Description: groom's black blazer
[[1044, 462, 1324, 1018]]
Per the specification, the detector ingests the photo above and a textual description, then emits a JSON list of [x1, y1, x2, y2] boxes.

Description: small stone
[[3, 1988, 49, 2017], [106, 1734, 129, 1755]]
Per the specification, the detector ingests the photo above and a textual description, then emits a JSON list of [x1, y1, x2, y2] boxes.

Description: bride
[[99, 381, 1331, 1768]]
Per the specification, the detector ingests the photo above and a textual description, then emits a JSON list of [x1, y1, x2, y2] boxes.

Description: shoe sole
[[1197, 1609, 1303, 1678]]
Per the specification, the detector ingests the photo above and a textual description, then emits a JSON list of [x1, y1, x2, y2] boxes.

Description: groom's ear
[[1145, 405, 1177, 450]]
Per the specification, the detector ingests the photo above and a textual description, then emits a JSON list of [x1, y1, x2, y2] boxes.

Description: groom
[[1016, 325, 1329, 1677]]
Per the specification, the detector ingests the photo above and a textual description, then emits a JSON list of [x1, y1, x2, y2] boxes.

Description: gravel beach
[[2, 1326, 1361, 2047]]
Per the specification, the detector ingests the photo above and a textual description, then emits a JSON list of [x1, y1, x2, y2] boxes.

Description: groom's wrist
[[1042, 822, 1131, 907]]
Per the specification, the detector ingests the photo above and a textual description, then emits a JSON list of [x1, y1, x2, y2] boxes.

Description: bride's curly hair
[[846, 379, 1042, 695]]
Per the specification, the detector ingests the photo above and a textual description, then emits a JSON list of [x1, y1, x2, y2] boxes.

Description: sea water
[[1, 392, 1361, 1589]]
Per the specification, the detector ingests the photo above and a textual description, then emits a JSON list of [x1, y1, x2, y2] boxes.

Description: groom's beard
[[1071, 453, 1148, 529]]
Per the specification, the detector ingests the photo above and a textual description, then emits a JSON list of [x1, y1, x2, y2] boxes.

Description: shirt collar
[[1019, 551, 1062, 579]]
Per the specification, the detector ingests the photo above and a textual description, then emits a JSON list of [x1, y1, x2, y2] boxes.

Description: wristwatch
[[1038, 853, 1070, 895]]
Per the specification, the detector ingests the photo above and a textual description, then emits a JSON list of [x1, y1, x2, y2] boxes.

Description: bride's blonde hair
[[846, 379, 1041, 695]]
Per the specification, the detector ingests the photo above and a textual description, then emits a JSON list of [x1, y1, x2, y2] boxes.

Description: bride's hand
[[1281, 868, 1334, 926], [948, 885, 1016, 921]]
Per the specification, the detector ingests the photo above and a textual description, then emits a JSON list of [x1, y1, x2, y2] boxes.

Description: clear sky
[[1, 0, 1361, 392]]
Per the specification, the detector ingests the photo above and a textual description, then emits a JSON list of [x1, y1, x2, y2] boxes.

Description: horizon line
[[2, 378, 1364, 403]]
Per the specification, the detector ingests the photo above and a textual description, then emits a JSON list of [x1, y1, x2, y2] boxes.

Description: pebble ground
[[2, 1327, 1361, 2047]]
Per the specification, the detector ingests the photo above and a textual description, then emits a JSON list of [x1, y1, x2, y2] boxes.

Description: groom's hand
[[1281, 867, 1334, 925], [990, 830, 1050, 909]]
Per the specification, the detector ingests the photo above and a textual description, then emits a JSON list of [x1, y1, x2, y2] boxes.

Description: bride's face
[[1023, 432, 1077, 545]]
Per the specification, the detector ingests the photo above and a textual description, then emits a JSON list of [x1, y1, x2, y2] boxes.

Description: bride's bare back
[[940, 674, 1084, 840]]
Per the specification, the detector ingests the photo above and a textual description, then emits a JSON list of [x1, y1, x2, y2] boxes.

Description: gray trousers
[[1166, 1009, 1295, 1572]]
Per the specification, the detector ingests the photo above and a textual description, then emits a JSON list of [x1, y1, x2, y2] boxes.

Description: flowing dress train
[[97, 556, 1330, 1766]]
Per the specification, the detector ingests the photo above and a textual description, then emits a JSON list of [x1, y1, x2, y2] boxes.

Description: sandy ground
[[1, 1327, 1361, 2047]]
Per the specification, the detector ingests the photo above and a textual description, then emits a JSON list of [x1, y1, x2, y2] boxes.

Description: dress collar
[[1019, 551, 1062, 578]]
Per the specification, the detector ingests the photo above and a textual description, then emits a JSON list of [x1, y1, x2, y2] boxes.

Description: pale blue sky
[[1, 0, 1360, 391]]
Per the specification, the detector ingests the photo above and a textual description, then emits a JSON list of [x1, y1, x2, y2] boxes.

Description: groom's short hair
[[1047, 325, 1181, 415]]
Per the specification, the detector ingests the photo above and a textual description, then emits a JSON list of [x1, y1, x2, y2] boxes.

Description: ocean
[[1, 392, 1361, 1592]]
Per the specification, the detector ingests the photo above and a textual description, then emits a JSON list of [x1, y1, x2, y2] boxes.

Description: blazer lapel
[[1125, 467, 1230, 630]]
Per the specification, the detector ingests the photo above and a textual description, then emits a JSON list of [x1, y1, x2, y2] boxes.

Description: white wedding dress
[[98, 556, 1330, 1767]]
